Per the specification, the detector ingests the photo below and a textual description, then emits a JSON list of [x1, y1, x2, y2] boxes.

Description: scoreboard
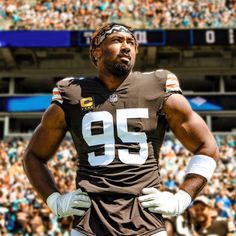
[[0, 29, 235, 47], [79, 29, 236, 46]]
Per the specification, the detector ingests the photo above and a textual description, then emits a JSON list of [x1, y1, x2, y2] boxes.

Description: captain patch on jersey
[[80, 97, 95, 111]]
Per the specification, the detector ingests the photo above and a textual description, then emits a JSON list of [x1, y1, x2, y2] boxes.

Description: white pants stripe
[[71, 229, 167, 236]]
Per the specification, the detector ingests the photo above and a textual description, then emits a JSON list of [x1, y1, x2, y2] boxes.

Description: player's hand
[[138, 187, 192, 216], [46, 188, 91, 218]]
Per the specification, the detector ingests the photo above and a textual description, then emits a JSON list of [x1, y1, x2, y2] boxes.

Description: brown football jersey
[[52, 70, 182, 236]]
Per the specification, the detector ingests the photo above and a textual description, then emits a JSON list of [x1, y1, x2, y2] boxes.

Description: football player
[[23, 23, 219, 236]]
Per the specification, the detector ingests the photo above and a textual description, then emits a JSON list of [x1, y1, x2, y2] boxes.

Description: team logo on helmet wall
[[80, 97, 94, 111]]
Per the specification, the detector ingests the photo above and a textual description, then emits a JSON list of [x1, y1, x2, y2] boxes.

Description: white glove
[[138, 188, 192, 216], [46, 189, 91, 218]]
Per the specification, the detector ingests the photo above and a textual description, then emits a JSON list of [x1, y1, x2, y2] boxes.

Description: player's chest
[[67, 92, 161, 136]]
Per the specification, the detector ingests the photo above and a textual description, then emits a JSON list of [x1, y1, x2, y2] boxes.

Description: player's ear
[[93, 47, 102, 62]]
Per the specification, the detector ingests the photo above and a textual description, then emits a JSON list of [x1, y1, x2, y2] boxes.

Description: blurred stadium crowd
[[0, 135, 235, 235], [0, 0, 235, 30]]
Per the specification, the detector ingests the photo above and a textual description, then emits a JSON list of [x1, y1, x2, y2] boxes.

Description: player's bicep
[[164, 94, 217, 157], [25, 104, 67, 162]]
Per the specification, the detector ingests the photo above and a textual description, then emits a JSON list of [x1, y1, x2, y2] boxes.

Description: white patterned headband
[[97, 24, 136, 45]]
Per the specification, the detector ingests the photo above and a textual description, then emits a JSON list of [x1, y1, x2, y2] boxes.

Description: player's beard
[[112, 62, 132, 77]]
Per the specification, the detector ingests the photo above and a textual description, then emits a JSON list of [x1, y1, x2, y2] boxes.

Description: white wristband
[[185, 155, 216, 181]]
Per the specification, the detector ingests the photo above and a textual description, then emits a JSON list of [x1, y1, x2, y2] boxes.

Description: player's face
[[97, 32, 137, 77]]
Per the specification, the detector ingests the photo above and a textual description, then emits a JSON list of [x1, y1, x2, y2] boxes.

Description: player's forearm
[[23, 150, 59, 202], [180, 173, 207, 199]]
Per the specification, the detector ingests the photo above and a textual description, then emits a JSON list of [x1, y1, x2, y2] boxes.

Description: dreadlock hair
[[89, 23, 138, 67]]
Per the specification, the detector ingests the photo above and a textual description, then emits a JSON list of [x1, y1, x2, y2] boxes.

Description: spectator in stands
[[0, 208, 8, 235], [163, 173, 178, 191], [190, 195, 235, 236], [215, 189, 233, 218]]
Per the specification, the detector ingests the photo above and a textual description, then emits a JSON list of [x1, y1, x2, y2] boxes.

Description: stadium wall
[[0, 29, 236, 139]]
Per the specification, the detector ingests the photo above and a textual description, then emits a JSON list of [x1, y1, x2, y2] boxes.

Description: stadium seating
[[0, 0, 235, 30]]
